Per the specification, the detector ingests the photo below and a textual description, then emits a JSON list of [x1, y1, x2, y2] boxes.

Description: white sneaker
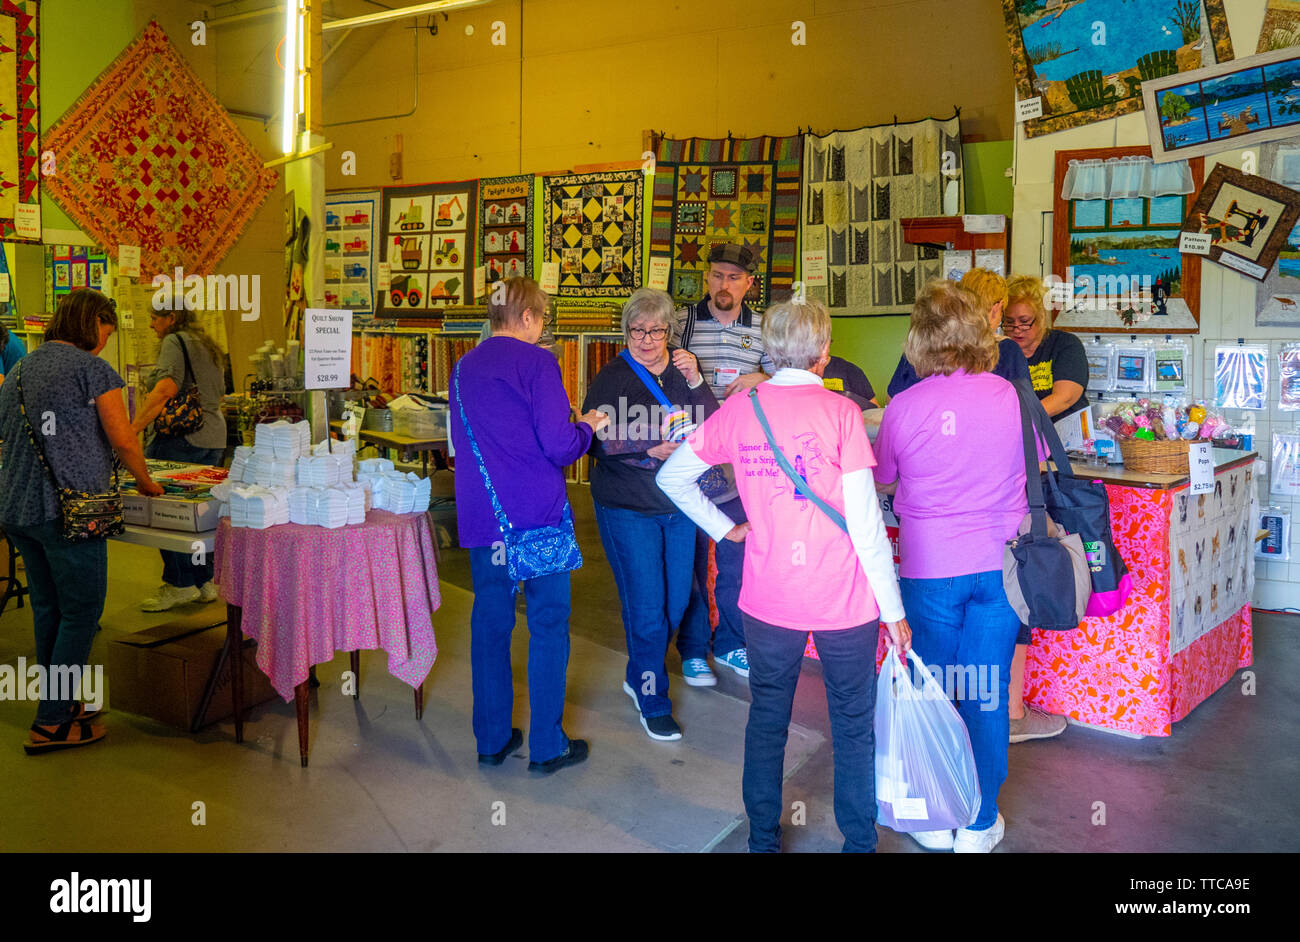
[[954, 814, 1005, 853], [197, 581, 220, 603], [140, 584, 201, 612], [909, 829, 955, 851]]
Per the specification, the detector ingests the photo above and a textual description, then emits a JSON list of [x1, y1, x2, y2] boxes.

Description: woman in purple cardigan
[[450, 277, 608, 774]]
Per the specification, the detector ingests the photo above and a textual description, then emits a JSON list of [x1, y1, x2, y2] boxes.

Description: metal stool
[[0, 526, 29, 616]]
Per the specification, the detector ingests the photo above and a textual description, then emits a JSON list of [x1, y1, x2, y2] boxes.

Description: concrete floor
[[2, 481, 1298, 852]]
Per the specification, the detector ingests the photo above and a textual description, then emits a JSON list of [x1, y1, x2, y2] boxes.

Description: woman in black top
[[1004, 275, 1089, 419], [583, 288, 718, 742]]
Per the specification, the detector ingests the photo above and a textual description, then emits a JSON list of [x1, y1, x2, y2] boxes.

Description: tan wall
[[317, 0, 1014, 190]]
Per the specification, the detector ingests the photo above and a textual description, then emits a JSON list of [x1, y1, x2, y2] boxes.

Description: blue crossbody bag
[[453, 361, 583, 587]]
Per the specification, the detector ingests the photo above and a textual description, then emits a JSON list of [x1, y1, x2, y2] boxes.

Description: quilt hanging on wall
[[1258, 0, 1300, 52], [649, 135, 801, 310], [1001, 0, 1232, 139], [324, 190, 379, 318], [0, 1, 37, 242], [479, 174, 531, 285], [1142, 48, 1300, 162], [541, 169, 643, 297], [379, 179, 479, 314], [41, 21, 278, 278], [802, 114, 962, 315]]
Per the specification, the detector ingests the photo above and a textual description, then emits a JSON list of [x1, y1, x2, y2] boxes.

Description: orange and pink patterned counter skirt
[[802, 481, 1253, 737]]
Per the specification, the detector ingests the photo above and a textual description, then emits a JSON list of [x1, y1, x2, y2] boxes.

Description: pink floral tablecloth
[[214, 511, 441, 701]]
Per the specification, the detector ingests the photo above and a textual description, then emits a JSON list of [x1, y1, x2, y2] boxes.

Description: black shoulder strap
[[173, 332, 195, 386]]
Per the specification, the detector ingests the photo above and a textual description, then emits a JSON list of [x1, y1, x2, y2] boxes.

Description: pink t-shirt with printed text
[[686, 383, 882, 631], [873, 370, 1028, 579]]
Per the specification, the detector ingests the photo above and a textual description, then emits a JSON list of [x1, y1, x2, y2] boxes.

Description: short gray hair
[[761, 299, 831, 371], [621, 288, 675, 339]]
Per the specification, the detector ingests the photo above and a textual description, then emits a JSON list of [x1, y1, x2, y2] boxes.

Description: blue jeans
[[593, 501, 695, 717], [677, 496, 747, 661], [743, 613, 879, 853], [146, 436, 224, 588], [468, 546, 573, 762], [900, 570, 1020, 831], [3, 519, 108, 725]]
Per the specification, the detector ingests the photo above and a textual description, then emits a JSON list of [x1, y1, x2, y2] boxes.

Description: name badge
[[713, 367, 740, 387]]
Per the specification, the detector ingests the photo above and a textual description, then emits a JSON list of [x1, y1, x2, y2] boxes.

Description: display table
[[214, 510, 441, 765], [328, 420, 448, 477], [806, 449, 1257, 738], [1023, 450, 1255, 737]]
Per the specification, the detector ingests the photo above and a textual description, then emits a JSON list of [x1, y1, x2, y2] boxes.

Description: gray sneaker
[[1009, 706, 1067, 743]]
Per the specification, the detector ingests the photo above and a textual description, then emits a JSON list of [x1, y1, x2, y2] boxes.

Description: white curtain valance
[[1061, 156, 1194, 201]]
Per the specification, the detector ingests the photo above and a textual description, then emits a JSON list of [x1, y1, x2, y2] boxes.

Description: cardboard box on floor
[[107, 621, 277, 731]]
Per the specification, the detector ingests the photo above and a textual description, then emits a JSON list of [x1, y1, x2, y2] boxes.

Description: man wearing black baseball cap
[[668, 243, 775, 687]]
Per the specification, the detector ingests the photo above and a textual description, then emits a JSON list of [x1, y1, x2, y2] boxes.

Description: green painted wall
[[829, 140, 1014, 402], [39, 0, 140, 233]]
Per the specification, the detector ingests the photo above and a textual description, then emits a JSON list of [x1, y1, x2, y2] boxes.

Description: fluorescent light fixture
[[281, 0, 299, 154], [321, 0, 492, 32]]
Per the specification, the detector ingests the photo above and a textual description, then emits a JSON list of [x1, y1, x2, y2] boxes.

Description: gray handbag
[[1002, 384, 1092, 630]]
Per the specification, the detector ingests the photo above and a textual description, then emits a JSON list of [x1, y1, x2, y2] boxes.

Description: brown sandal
[[71, 703, 104, 722], [23, 718, 106, 755]]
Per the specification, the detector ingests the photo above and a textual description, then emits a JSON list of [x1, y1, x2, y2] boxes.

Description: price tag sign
[[0, 274, 9, 303], [474, 265, 486, 302], [1179, 232, 1212, 255], [304, 307, 353, 390], [118, 244, 141, 279], [14, 202, 40, 239], [648, 255, 671, 290], [119, 309, 135, 329], [540, 261, 560, 293], [802, 250, 827, 287], [1015, 96, 1043, 122], [376, 261, 391, 291], [1218, 252, 1268, 281], [1189, 442, 1215, 494]]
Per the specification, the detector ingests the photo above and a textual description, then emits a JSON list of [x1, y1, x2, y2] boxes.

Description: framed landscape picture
[[1180, 163, 1300, 281], [1004, 0, 1232, 139], [1052, 145, 1203, 333], [1143, 47, 1300, 161]]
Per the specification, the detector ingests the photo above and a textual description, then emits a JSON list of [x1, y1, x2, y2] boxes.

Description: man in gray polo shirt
[[669, 243, 774, 685]]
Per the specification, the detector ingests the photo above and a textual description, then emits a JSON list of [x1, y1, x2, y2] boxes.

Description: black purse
[[15, 367, 124, 542]]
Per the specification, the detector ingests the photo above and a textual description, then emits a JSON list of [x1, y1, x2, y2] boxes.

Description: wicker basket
[[1119, 438, 1191, 474]]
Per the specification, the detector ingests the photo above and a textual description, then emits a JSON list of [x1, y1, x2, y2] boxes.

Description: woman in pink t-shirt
[[873, 279, 1027, 854], [658, 299, 910, 854]]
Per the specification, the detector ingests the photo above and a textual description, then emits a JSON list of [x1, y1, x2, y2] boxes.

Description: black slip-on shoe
[[527, 738, 589, 775], [478, 728, 523, 766]]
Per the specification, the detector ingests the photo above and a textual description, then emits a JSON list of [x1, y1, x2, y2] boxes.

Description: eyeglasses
[[1001, 317, 1037, 332], [628, 326, 669, 341]]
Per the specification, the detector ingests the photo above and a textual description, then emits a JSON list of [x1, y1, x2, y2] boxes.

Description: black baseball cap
[[708, 243, 756, 273]]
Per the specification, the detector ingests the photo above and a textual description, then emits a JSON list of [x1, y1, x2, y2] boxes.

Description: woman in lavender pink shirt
[[873, 279, 1027, 854]]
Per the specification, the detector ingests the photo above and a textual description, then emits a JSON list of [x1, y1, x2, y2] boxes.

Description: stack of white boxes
[[217, 424, 427, 528]]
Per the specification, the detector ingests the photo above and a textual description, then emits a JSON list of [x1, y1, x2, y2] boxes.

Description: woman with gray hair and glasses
[[582, 288, 719, 742], [657, 297, 909, 852]]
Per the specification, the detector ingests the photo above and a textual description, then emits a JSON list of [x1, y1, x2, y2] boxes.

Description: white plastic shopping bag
[[875, 647, 981, 832]]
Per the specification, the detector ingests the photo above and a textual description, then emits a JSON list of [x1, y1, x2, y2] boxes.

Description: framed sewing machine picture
[[1052, 145, 1204, 334], [1179, 162, 1300, 282]]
